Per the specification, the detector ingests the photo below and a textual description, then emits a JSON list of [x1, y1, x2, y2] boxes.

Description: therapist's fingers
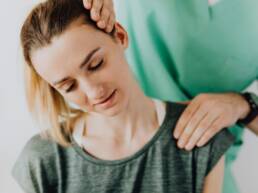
[[196, 116, 223, 147], [90, 0, 103, 21], [100, 0, 115, 30], [173, 99, 200, 139], [184, 112, 219, 150], [83, 0, 116, 31], [105, 13, 115, 32], [83, 0, 102, 21], [83, 0, 93, 9], [97, 7, 110, 29], [177, 105, 207, 148]]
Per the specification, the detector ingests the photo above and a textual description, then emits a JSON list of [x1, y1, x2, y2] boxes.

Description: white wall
[[0, 1, 257, 193], [0, 2, 39, 193], [232, 82, 258, 193]]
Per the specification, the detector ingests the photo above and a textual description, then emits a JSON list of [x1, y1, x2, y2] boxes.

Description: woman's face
[[31, 18, 133, 116]]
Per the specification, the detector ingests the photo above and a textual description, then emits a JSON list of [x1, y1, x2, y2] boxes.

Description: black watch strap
[[237, 92, 258, 125]]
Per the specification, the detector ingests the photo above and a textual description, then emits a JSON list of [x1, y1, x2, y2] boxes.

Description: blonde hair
[[21, 0, 114, 146], [24, 62, 83, 146]]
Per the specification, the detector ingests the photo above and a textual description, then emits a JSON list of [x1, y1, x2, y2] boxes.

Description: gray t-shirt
[[12, 102, 234, 193]]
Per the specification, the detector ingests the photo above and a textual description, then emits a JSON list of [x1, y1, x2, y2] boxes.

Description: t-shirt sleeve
[[11, 135, 58, 193], [192, 128, 235, 188]]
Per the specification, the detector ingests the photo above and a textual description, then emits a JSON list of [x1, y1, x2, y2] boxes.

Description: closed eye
[[64, 59, 104, 93], [65, 82, 76, 93], [88, 59, 104, 71]]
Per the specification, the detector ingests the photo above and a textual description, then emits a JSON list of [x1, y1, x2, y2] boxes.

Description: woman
[[12, 0, 234, 192], [81, 0, 258, 192]]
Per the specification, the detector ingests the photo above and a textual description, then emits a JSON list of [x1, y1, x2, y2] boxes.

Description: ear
[[113, 22, 129, 49]]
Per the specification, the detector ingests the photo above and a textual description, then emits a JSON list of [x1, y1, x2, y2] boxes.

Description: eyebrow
[[53, 47, 101, 86]]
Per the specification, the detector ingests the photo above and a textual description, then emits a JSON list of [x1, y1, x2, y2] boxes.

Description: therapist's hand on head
[[174, 93, 250, 151], [83, 0, 115, 32]]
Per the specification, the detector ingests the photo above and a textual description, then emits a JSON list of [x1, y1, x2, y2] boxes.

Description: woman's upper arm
[[202, 156, 225, 193]]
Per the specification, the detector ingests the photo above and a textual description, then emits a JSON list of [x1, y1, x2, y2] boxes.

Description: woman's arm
[[202, 156, 225, 193]]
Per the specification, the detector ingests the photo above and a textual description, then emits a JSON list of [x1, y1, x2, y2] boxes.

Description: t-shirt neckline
[[71, 101, 174, 166]]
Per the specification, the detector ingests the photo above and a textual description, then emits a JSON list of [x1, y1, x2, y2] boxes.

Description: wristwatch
[[237, 92, 258, 126]]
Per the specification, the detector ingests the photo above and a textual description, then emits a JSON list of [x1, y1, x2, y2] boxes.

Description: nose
[[80, 79, 106, 103]]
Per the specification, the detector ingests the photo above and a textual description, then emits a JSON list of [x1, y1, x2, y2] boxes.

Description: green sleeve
[[11, 135, 58, 193], [192, 129, 235, 189]]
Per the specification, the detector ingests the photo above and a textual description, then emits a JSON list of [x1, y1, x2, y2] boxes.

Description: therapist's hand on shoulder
[[83, 0, 115, 32], [174, 93, 250, 151]]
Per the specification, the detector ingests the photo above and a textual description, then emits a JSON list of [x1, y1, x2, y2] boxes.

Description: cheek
[[116, 65, 132, 87], [106, 58, 129, 82], [62, 92, 90, 110]]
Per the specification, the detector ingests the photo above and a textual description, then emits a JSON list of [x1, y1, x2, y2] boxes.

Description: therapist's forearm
[[246, 116, 258, 135]]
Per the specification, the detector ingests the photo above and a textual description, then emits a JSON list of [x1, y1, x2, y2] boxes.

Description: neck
[[85, 83, 159, 145]]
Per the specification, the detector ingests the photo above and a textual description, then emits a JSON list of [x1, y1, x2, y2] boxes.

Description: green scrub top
[[116, 0, 258, 192]]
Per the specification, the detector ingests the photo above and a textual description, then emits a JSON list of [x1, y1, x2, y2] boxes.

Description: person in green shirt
[[81, 0, 258, 193], [12, 1, 235, 192]]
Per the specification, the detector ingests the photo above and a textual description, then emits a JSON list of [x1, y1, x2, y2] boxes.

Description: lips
[[95, 90, 116, 105]]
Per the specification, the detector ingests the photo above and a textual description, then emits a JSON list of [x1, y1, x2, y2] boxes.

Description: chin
[[100, 101, 124, 117], [100, 94, 129, 117], [103, 109, 121, 117]]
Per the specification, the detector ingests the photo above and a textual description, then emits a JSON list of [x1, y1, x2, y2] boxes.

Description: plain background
[[0, 1, 257, 193]]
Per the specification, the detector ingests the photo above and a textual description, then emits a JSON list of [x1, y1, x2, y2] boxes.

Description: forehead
[[31, 21, 108, 85]]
